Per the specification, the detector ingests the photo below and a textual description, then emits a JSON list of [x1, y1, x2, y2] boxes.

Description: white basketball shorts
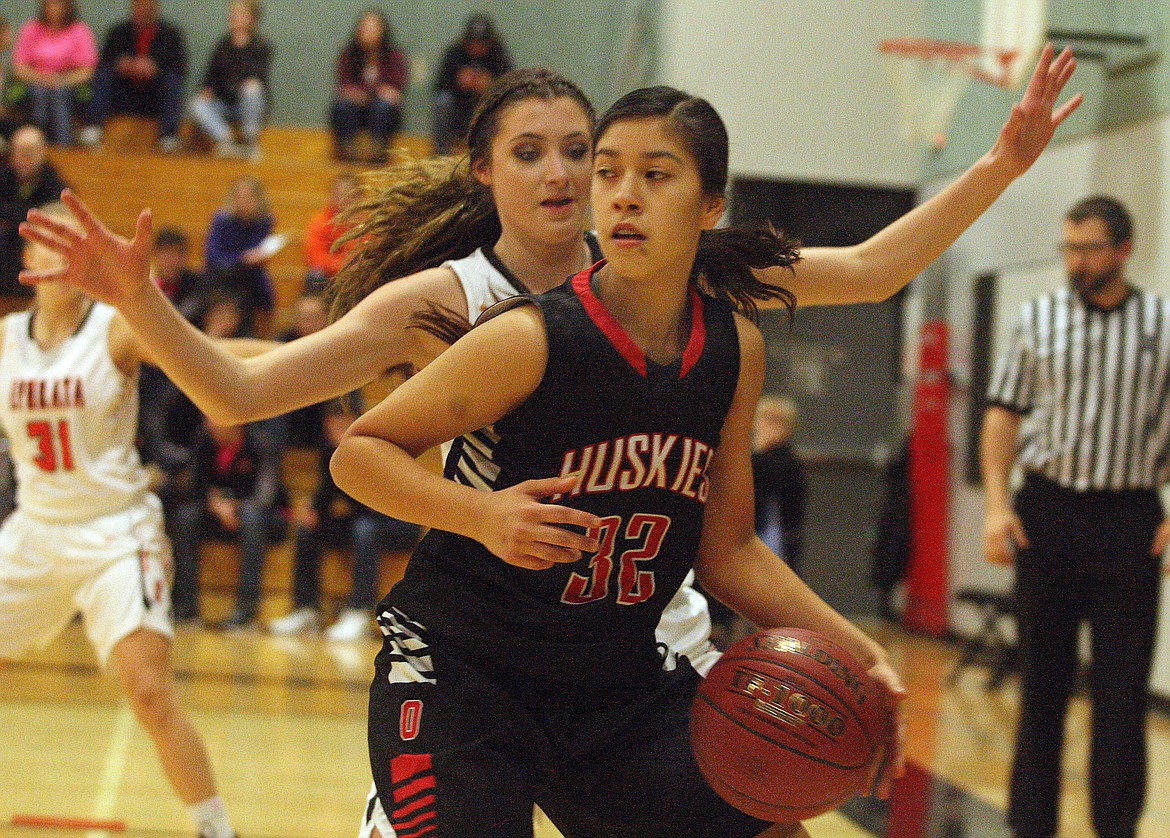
[[0, 496, 173, 666]]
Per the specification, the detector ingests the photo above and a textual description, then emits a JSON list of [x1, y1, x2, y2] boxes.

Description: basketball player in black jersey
[[21, 51, 1079, 836], [330, 87, 906, 838]]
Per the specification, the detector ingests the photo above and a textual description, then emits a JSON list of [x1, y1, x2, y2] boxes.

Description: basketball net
[[879, 39, 1017, 151]]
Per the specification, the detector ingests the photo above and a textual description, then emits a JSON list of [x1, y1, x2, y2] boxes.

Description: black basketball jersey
[[386, 263, 741, 689]]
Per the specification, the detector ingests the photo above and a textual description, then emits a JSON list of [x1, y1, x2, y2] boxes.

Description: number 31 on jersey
[[28, 419, 75, 472]]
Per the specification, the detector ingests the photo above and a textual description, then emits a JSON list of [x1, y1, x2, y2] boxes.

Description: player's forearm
[[330, 433, 489, 540], [699, 538, 885, 669], [125, 284, 374, 423], [217, 337, 281, 358], [768, 155, 1016, 308], [121, 280, 261, 423], [980, 407, 1021, 511]]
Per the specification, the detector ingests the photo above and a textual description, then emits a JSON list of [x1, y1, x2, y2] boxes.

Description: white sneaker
[[79, 125, 102, 148], [157, 136, 180, 154], [268, 607, 320, 636], [325, 609, 371, 642]]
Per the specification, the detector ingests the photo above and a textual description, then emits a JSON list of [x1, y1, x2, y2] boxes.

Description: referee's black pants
[[1008, 474, 1163, 838]]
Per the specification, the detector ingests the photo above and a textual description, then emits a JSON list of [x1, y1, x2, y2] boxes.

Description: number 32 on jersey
[[561, 513, 671, 605]]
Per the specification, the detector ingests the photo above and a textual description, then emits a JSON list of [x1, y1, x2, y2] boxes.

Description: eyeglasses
[[1058, 241, 1115, 256]]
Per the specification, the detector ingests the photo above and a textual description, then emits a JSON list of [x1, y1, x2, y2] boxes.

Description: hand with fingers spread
[[988, 43, 1083, 179], [18, 189, 154, 305], [475, 475, 601, 571]]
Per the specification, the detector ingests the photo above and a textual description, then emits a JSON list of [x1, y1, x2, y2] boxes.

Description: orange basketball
[[690, 628, 893, 823]]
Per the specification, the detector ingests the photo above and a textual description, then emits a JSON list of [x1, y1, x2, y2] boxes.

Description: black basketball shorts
[[367, 605, 771, 838]]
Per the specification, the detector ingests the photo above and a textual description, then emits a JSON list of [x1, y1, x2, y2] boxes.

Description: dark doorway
[[731, 178, 915, 617]]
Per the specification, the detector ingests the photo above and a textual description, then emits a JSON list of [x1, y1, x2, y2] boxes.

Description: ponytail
[[327, 154, 499, 320], [692, 226, 799, 320]]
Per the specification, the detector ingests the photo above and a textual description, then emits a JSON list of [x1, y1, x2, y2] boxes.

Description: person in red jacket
[[303, 173, 357, 288], [329, 9, 408, 163]]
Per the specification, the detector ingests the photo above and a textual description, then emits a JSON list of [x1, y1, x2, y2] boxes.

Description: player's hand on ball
[[865, 657, 907, 799], [480, 475, 601, 570]]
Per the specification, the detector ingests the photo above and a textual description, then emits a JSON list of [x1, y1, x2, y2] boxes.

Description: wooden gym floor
[[2, 618, 1169, 837]]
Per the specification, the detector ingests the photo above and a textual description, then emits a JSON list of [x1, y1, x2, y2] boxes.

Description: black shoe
[[173, 603, 201, 625], [220, 607, 258, 633]]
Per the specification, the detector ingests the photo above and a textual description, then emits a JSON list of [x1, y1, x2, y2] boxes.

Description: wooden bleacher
[[42, 118, 436, 625], [50, 118, 434, 319]]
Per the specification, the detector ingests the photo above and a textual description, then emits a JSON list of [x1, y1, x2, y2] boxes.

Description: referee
[[982, 195, 1170, 838]]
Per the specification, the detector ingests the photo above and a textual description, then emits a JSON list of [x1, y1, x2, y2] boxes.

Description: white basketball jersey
[[446, 248, 521, 323], [438, 249, 521, 465], [0, 303, 148, 523]]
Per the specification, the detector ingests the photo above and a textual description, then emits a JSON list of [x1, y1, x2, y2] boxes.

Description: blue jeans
[[169, 496, 276, 618], [188, 81, 266, 144], [432, 89, 471, 155], [28, 83, 82, 145], [330, 98, 402, 145], [88, 65, 185, 139], [290, 511, 418, 611]]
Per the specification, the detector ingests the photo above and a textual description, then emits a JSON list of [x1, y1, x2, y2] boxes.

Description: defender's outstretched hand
[[19, 189, 154, 304], [990, 43, 1082, 178]]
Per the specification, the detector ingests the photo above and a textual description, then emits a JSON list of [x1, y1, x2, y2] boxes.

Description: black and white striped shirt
[[987, 286, 1170, 491]]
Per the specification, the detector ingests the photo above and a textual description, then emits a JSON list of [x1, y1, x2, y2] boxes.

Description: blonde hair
[[224, 175, 271, 218], [328, 153, 495, 322]]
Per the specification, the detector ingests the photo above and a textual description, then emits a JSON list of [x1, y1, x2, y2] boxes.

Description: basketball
[[690, 628, 893, 823]]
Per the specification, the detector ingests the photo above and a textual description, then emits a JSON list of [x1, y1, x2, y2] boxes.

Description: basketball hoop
[[879, 38, 1018, 151]]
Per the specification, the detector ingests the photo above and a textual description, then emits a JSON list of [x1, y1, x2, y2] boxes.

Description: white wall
[[921, 115, 1170, 698], [658, 0, 926, 186]]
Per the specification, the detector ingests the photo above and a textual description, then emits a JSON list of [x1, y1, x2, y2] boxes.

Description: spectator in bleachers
[[136, 227, 210, 466], [139, 287, 243, 475], [9, 0, 98, 146], [432, 13, 512, 155], [204, 174, 276, 335], [188, 0, 271, 160], [752, 396, 807, 577], [79, 0, 187, 154], [329, 9, 408, 164], [200, 287, 247, 338], [303, 173, 357, 289], [144, 290, 250, 624], [268, 401, 418, 642], [271, 290, 329, 445], [167, 413, 287, 630], [152, 226, 210, 321], [0, 125, 67, 298]]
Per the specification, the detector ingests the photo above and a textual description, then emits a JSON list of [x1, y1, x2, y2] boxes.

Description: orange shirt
[[303, 205, 353, 277]]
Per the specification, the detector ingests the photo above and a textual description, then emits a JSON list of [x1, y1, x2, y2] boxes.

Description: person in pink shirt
[[11, 0, 97, 145]]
